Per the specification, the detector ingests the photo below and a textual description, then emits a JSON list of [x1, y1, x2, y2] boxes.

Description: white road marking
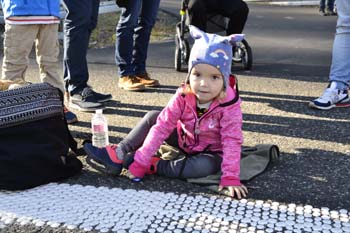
[[1, 183, 350, 232]]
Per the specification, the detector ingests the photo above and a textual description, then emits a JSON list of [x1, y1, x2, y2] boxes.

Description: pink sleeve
[[220, 177, 241, 186], [129, 160, 147, 178], [132, 91, 185, 171], [219, 100, 243, 187]]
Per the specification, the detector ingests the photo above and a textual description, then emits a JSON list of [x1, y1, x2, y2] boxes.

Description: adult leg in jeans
[[319, 0, 326, 11], [309, 0, 350, 110], [329, 0, 350, 89], [116, 0, 153, 91], [134, 0, 160, 75], [63, 0, 111, 111], [157, 152, 222, 179], [326, 0, 335, 12], [63, 0, 99, 95], [115, 0, 141, 76]]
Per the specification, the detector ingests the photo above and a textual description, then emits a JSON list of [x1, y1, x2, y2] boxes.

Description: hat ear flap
[[189, 25, 205, 40], [226, 34, 245, 45]]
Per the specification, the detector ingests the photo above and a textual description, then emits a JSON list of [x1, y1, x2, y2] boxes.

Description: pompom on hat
[[187, 25, 244, 89]]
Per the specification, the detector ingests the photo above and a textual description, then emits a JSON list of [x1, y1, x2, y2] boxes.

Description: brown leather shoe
[[135, 72, 160, 87], [119, 75, 145, 91]]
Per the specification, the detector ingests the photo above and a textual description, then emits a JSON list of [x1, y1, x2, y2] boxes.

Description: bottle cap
[[96, 109, 103, 114]]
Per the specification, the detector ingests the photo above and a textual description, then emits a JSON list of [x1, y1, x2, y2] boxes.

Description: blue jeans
[[319, 0, 335, 11], [329, 0, 350, 90], [63, 0, 100, 95], [115, 0, 160, 76]]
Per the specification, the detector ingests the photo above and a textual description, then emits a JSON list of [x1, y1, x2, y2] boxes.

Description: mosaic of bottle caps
[[1, 183, 349, 233]]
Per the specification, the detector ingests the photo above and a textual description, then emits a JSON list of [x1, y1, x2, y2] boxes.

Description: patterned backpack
[[0, 83, 82, 190]]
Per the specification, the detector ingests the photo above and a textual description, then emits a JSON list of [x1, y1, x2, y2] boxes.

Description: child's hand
[[218, 184, 248, 199], [120, 168, 141, 182]]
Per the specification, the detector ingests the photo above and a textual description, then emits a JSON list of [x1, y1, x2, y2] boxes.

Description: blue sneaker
[[64, 106, 78, 124], [309, 83, 350, 110], [83, 143, 123, 175]]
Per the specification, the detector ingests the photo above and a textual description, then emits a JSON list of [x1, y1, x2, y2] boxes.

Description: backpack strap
[[64, 119, 86, 156], [58, 90, 85, 157]]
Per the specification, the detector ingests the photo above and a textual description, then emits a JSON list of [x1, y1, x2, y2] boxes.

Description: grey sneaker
[[92, 90, 112, 103], [66, 88, 111, 103], [70, 87, 105, 112]]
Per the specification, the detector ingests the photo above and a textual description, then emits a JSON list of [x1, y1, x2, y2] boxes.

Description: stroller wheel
[[232, 39, 253, 70], [174, 36, 190, 72], [175, 39, 182, 71]]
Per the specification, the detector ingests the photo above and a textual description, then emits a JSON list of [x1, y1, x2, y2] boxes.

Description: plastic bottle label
[[91, 111, 109, 148], [92, 132, 108, 148], [92, 123, 108, 148], [93, 124, 105, 132]]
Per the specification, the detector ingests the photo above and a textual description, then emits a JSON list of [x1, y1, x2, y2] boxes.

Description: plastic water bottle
[[91, 109, 109, 148]]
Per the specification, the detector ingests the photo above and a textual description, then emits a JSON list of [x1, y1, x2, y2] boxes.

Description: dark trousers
[[319, 0, 335, 11], [115, 0, 160, 76], [62, 0, 100, 95], [188, 0, 249, 34], [120, 110, 222, 179]]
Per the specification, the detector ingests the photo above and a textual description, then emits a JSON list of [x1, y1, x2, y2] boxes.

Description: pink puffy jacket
[[129, 84, 243, 186]]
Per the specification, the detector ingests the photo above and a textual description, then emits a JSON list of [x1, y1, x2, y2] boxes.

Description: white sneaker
[[309, 82, 350, 110]]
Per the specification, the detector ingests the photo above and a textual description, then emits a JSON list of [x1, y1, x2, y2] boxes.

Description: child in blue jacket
[[0, 0, 77, 123]]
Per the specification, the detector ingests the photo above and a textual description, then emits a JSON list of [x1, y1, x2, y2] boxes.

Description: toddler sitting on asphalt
[[84, 25, 248, 198]]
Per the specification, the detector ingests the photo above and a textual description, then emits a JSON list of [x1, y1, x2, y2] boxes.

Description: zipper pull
[[194, 122, 200, 135]]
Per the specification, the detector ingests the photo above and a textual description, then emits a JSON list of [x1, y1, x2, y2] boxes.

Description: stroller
[[175, 0, 253, 71]]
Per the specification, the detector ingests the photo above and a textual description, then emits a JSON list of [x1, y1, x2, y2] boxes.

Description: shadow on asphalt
[[70, 128, 124, 143], [104, 103, 163, 117], [105, 108, 152, 117], [73, 120, 132, 134], [175, 62, 329, 83], [71, 90, 348, 145], [241, 90, 349, 120], [233, 63, 330, 82], [242, 90, 311, 101], [114, 102, 164, 111], [247, 148, 350, 210], [143, 85, 179, 94], [243, 113, 348, 144]]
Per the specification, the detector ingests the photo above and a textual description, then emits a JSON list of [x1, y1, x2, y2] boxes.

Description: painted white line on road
[[244, 0, 318, 5], [0, 183, 350, 232], [269, 1, 318, 6]]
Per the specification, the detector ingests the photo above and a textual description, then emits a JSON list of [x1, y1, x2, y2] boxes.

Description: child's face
[[189, 63, 224, 104]]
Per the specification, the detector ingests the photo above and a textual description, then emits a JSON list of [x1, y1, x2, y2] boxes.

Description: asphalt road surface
[[0, 3, 349, 233]]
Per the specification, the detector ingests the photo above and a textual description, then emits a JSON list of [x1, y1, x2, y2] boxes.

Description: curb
[[245, 0, 318, 6]]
